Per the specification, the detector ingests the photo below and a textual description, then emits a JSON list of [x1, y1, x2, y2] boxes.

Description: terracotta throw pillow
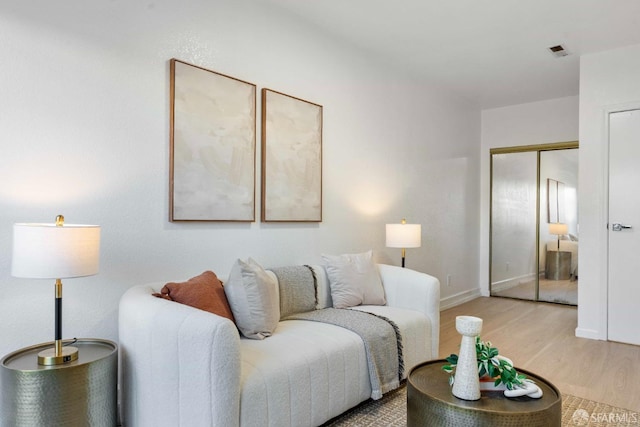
[[153, 271, 235, 322]]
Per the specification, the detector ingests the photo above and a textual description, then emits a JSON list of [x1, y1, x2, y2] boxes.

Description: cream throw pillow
[[322, 250, 386, 309], [224, 258, 280, 340]]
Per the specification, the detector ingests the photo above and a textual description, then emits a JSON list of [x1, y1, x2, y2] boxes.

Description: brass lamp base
[[38, 346, 78, 365]]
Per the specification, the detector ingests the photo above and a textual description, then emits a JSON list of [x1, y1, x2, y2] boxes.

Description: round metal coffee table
[[407, 359, 561, 426]]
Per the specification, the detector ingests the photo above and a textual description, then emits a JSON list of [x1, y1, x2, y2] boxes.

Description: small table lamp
[[11, 215, 100, 365], [386, 218, 421, 268], [549, 222, 568, 250]]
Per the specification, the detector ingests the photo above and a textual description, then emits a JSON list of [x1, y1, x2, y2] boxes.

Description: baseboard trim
[[575, 327, 605, 340], [491, 273, 537, 293], [440, 288, 482, 311]]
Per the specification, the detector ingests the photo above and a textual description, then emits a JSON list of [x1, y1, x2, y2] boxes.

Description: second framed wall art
[[261, 89, 323, 222]]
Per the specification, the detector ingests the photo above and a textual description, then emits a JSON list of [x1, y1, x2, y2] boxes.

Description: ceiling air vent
[[548, 45, 569, 58]]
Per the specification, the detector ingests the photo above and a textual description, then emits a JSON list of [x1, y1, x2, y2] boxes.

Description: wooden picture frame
[[557, 181, 566, 223], [547, 178, 566, 223], [170, 59, 256, 221], [261, 89, 323, 222], [547, 178, 558, 223]]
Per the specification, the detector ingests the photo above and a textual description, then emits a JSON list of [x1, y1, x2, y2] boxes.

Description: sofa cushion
[[224, 258, 280, 340], [239, 305, 431, 426], [152, 271, 234, 321], [321, 250, 386, 309], [239, 320, 372, 426]]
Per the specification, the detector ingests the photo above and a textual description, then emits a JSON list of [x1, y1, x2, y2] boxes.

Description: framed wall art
[[170, 59, 256, 221], [261, 89, 323, 222], [547, 178, 566, 223]]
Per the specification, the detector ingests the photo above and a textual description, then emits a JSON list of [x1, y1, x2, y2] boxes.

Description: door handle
[[612, 223, 633, 231]]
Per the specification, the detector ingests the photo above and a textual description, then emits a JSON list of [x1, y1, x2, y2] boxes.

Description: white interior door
[[608, 109, 640, 345]]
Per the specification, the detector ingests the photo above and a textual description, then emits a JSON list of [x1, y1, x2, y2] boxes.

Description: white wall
[[0, 0, 480, 357], [479, 96, 579, 295], [577, 43, 640, 340]]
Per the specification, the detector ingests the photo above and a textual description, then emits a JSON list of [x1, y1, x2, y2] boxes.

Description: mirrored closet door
[[490, 143, 578, 305]]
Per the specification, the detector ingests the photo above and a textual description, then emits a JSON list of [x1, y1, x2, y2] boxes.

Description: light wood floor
[[439, 297, 640, 412]]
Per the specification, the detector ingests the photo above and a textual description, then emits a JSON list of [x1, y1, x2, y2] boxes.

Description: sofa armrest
[[119, 284, 241, 427], [377, 264, 440, 359]]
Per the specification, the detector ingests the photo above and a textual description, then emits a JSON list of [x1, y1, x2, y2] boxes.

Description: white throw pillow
[[224, 258, 280, 339], [321, 250, 386, 309]]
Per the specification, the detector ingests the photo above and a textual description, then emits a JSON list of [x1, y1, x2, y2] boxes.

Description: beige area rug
[[323, 385, 639, 426]]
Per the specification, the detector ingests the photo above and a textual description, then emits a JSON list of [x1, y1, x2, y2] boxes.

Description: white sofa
[[118, 263, 440, 427]]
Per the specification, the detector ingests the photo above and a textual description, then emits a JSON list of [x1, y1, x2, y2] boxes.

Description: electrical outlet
[[446, 274, 451, 286], [506, 262, 510, 272]]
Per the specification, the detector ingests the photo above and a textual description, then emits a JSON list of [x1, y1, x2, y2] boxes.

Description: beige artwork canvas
[[261, 89, 322, 222], [170, 59, 256, 221]]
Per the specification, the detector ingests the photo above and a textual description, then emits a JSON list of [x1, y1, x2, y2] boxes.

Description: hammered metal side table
[[546, 250, 572, 280], [1, 339, 117, 427], [407, 359, 561, 427]]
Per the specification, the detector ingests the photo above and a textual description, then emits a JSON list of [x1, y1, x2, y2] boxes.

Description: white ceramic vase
[[451, 315, 483, 401]]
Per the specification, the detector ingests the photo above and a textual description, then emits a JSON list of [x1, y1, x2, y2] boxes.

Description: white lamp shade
[[386, 223, 421, 248], [12, 223, 101, 279], [548, 223, 568, 236]]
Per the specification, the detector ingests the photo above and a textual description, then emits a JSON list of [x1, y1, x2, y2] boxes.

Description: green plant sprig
[[442, 336, 528, 390]]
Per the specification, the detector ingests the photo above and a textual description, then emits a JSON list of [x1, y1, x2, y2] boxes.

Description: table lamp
[[549, 222, 568, 250], [11, 215, 100, 365], [386, 218, 421, 268]]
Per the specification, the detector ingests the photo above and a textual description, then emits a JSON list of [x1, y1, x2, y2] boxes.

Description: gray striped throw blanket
[[271, 265, 317, 319]]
